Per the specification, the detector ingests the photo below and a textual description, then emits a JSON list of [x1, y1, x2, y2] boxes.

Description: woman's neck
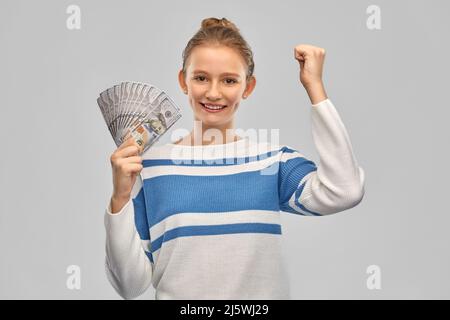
[[174, 122, 241, 146]]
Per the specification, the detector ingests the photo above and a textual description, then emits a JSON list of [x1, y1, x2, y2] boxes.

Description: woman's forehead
[[187, 45, 246, 75]]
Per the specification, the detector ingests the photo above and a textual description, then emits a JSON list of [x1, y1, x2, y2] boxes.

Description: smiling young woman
[[104, 17, 365, 300]]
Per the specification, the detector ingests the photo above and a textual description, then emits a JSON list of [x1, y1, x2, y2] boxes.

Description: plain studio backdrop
[[0, 0, 449, 299]]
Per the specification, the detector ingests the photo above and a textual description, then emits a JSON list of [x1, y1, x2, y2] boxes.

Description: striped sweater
[[104, 98, 365, 300]]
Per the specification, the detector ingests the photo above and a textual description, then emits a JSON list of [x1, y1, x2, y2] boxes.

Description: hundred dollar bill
[[125, 91, 182, 153], [97, 81, 182, 154]]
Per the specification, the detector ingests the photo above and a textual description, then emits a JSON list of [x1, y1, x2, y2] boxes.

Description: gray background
[[1, 0, 449, 299]]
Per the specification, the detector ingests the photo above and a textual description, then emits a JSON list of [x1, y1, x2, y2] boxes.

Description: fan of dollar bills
[[97, 81, 182, 153]]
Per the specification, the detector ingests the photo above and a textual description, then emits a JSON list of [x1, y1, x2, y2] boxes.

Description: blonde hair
[[182, 17, 255, 82]]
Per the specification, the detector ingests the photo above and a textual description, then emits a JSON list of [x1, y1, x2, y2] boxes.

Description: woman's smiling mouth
[[200, 102, 228, 112]]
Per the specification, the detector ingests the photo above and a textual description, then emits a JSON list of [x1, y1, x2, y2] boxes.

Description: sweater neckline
[[167, 136, 250, 149]]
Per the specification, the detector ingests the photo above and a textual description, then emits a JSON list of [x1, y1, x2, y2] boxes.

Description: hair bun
[[201, 17, 239, 32]]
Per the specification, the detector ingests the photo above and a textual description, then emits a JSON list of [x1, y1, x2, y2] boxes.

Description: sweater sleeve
[[104, 174, 153, 299], [278, 98, 365, 216]]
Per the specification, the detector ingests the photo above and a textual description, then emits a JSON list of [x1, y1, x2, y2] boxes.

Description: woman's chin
[[195, 110, 231, 120], [195, 115, 228, 126], [199, 117, 225, 125]]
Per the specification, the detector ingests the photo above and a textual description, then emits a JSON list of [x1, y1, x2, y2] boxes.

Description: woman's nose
[[205, 81, 221, 100]]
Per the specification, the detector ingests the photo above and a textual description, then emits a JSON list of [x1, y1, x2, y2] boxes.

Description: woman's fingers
[[117, 145, 140, 157], [110, 131, 145, 171], [121, 163, 144, 177], [118, 136, 137, 150], [125, 156, 143, 164], [110, 145, 141, 166]]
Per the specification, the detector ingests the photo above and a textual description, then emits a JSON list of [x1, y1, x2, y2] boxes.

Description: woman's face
[[179, 45, 256, 129]]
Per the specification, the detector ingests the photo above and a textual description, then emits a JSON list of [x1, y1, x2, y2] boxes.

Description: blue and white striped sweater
[[104, 98, 365, 300], [135, 145, 317, 262]]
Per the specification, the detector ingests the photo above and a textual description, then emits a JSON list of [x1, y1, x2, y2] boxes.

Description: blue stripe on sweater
[[132, 188, 150, 240], [278, 155, 318, 215], [143, 169, 280, 228], [133, 188, 154, 263], [150, 223, 282, 253]]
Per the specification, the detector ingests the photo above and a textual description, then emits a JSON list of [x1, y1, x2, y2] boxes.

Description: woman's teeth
[[202, 103, 226, 110]]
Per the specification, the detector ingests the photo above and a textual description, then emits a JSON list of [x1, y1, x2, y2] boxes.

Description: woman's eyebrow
[[192, 70, 241, 77]]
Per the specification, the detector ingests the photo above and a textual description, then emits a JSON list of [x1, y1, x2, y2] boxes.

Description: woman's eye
[[193, 76, 236, 84]]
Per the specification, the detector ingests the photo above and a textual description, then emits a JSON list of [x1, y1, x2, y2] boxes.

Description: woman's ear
[[242, 76, 256, 99], [178, 70, 188, 94]]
